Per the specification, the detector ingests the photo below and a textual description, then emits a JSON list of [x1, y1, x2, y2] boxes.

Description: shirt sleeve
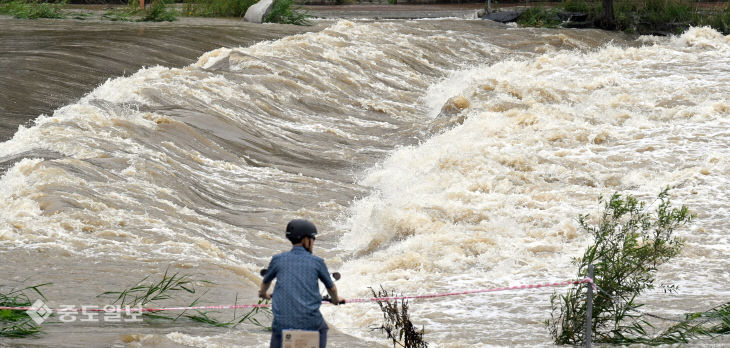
[[317, 259, 334, 289], [262, 256, 278, 284]]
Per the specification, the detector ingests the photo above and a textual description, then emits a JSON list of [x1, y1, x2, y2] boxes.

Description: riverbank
[[8, 2, 491, 20], [486, 0, 730, 35], [302, 3, 484, 19]]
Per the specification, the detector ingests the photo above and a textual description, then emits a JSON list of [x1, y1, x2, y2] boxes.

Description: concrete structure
[[244, 0, 275, 23]]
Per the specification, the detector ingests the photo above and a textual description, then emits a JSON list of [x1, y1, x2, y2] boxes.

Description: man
[[259, 219, 343, 348]]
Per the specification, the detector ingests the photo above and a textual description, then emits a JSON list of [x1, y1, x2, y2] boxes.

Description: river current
[[0, 16, 729, 347]]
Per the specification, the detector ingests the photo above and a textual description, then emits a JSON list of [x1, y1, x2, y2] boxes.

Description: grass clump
[[102, 7, 140, 21], [0, 0, 65, 19], [517, 6, 561, 28], [140, 0, 177, 21], [0, 283, 51, 338], [263, 0, 310, 25], [561, 0, 593, 13], [613, 0, 694, 34], [518, 0, 729, 35], [102, 0, 176, 22], [692, 3, 730, 35], [182, 0, 256, 18], [547, 188, 694, 345], [370, 286, 428, 348]]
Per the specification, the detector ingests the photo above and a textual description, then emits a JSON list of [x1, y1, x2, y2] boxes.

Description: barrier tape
[[0, 278, 594, 313], [346, 278, 594, 304]]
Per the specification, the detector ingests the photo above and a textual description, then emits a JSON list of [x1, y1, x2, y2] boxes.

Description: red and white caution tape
[[0, 278, 593, 313], [345, 278, 594, 304]]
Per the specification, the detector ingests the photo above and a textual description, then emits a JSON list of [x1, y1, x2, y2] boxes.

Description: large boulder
[[482, 10, 523, 23], [243, 0, 275, 23]]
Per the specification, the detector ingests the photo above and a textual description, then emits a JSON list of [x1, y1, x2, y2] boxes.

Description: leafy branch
[[547, 187, 695, 345]]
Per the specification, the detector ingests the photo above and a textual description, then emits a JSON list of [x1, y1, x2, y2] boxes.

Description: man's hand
[[258, 291, 272, 300], [259, 281, 272, 300], [326, 285, 344, 305]]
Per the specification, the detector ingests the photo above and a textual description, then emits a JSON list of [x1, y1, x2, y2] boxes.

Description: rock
[[243, 0, 275, 23], [482, 10, 523, 23], [427, 96, 471, 133], [442, 96, 470, 114]]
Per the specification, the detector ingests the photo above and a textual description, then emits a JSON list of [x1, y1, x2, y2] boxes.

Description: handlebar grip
[[261, 269, 341, 281], [322, 295, 346, 305]]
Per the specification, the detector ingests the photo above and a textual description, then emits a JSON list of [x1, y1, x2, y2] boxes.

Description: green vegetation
[[0, 283, 50, 338], [182, 0, 256, 17], [0, 0, 310, 25], [613, 0, 695, 33], [692, 2, 730, 34], [140, 0, 176, 21], [99, 269, 271, 328], [652, 302, 730, 344], [182, 0, 310, 25], [0, 0, 65, 19], [70, 11, 92, 19], [517, 6, 562, 27], [545, 188, 730, 345], [1, 270, 270, 340], [515, 0, 730, 35], [102, 6, 140, 21], [99, 269, 203, 310], [263, 0, 310, 25], [102, 0, 175, 22], [370, 286, 428, 348]]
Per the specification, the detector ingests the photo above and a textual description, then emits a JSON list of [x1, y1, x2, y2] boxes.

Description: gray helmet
[[285, 219, 317, 243]]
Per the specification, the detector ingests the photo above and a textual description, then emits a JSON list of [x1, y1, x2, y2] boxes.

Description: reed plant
[[0, 283, 51, 338], [0, 0, 65, 19], [185, 295, 272, 329], [99, 269, 271, 328]]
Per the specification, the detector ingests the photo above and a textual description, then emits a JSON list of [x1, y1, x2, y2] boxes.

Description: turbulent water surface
[[0, 16, 729, 347]]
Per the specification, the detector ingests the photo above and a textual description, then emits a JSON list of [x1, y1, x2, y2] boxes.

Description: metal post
[[584, 264, 594, 348]]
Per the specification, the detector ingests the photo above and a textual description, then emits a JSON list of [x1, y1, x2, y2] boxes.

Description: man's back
[[263, 245, 334, 332]]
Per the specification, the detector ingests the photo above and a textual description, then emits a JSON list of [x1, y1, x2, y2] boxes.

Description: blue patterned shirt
[[263, 246, 334, 332]]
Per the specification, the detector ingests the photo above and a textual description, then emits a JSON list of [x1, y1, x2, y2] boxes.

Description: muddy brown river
[[1, 14, 729, 347]]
